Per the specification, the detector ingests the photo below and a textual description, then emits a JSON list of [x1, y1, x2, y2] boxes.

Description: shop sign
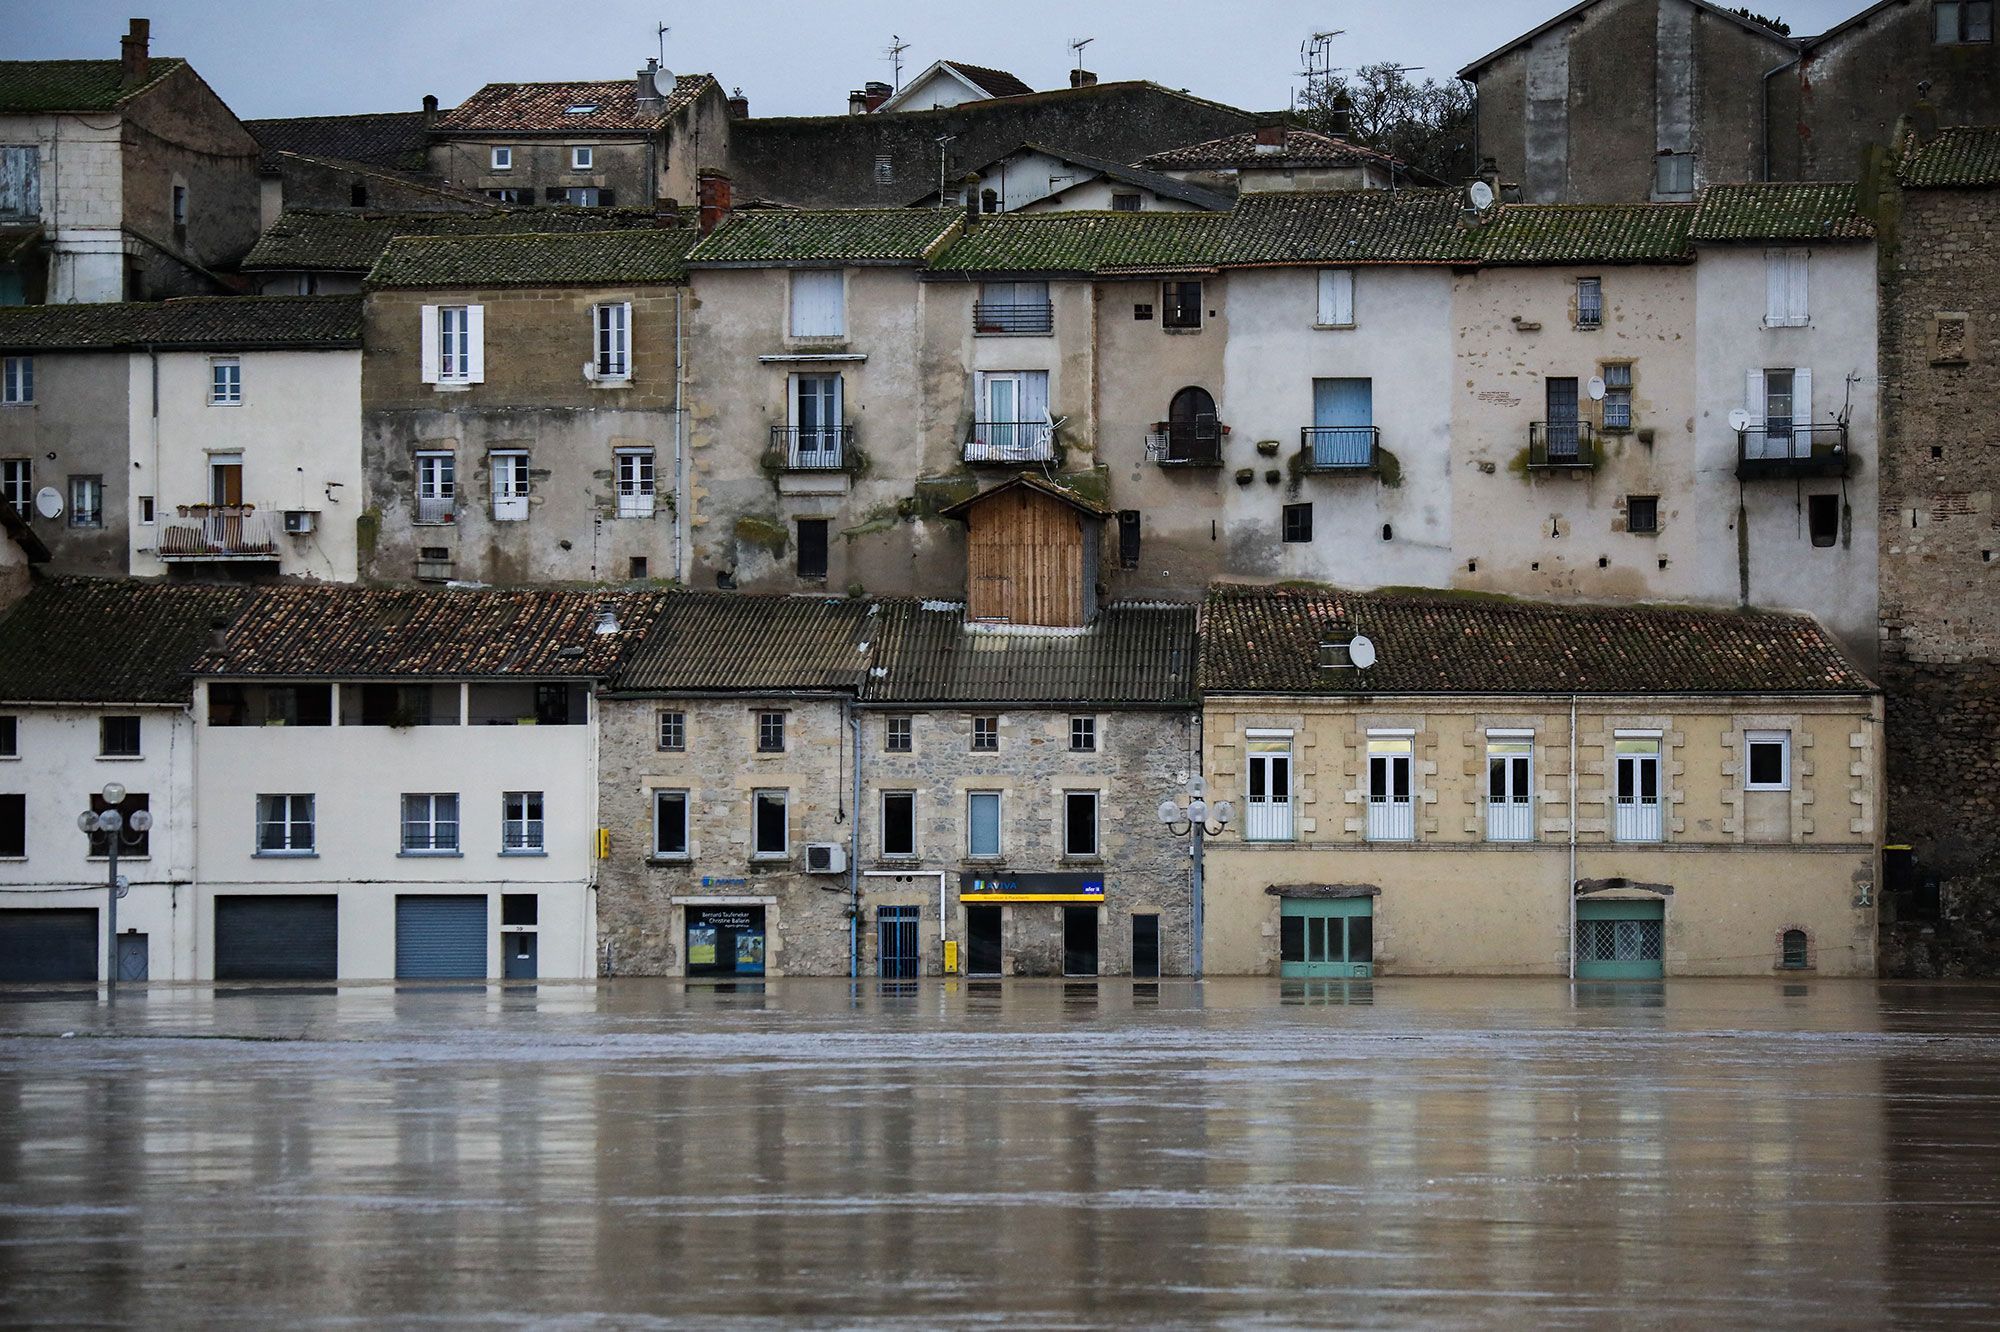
[[959, 871, 1105, 903]]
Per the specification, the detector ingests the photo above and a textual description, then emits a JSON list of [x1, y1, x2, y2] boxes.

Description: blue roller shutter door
[[396, 895, 488, 979], [214, 896, 338, 980], [0, 909, 98, 982]]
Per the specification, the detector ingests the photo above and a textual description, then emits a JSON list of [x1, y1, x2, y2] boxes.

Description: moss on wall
[[356, 508, 380, 560], [1374, 446, 1403, 489], [734, 515, 789, 557]]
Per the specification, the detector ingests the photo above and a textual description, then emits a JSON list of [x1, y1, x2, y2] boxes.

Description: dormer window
[[1316, 639, 1353, 670]]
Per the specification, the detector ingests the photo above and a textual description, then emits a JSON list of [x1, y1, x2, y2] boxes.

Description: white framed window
[[1576, 277, 1603, 329], [969, 370, 1052, 462], [1745, 730, 1791, 792], [256, 793, 315, 855], [967, 790, 1001, 858], [752, 788, 788, 858], [415, 450, 456, 524], [756, 710, 786, 753], [653, 789, 689, 858], [1614, 736, 1663, 842], [593, 302, 631, 380], [400, 792, 460, 854], [881, 790, 917, 858], [1486, 734, 1534, 842], [491, 450, 529, 521], [1245, 736, 1293, 842], [0, 458, 28, 515], [571, 145, 594, 171], [1064, 790, 1099, 858], [789, 269, 845, 338], [658, 710, 686, 751], [1655, 151, 1695, 197], [1069, 716, 1097, 752], [1601, 362, 1633, 430], [99, 715, 141, 757], [491, 146, 513, 171], [209, 358, 242, 405], [502, 790, 544, 854], [1317, 268, 1355, 326], [421, 304, 483, 384], [970, 715, 999, 752], [3, 356, 34, 404], [138, 495, 155, 524], [1366, 733, 1415, 842], [1765, 249, 1810, 327], [615, 447, 655, 518], [68, 475, 102, 529]]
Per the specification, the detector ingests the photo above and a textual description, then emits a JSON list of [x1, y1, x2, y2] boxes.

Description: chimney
[[697, 169, 732, 235], [849, 89, 870, 115], [863, 80, 893, 113], [637, 59, 663, 108], [1253, 123, 1286, 150], [961, 172, 983, 229], [1069, 68, 1097, 89], [653, 196, 681, 227], [119, 18, 151, 88], [727, 86, 749, 119], [421, 93, 439, 128]]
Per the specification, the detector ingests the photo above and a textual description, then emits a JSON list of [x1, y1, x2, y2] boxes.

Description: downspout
[[672, 288, 687, 582], [147, 345, 160, 556], [1567, 692, 1578, 980], [1760, 53, 1801, 182], [847, 705, 863, 979]]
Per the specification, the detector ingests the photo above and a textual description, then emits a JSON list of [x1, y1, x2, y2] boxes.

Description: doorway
[[209, 454, 244, 506], [1063, 907, 1098, 977], [878, 905, 920, 979], [686, 905, 767, 978], [1131, 914, 1160, 978], [115, 932, 149, 983], [966, 905, 1003, 976], [1280, 898, 1374, 978]]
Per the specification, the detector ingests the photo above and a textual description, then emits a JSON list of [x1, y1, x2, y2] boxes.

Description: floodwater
[[2, 981, 1999, 1328]]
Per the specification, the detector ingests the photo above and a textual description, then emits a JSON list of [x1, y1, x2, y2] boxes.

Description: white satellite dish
[[654, 67, 676, 97], [1349, 633, 1377, 669], [1467, 180, 1495, 211], [1586, 376, 1606, 401], [1727, 407, 1753, 433], [33, 486, 62, 519]]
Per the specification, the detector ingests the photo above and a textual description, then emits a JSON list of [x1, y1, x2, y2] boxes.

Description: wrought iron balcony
[[415, 493, 457, 525], [1527, 421, 1599, 469], [1144, 426, 1223, 467], [972, 301, 1054, 335], [158, 504, 279, 561], [964, 421, 1056, 465], [1734, 421, 1851, 481], [1298, 426, 1380, 474], [770, 425, 853, 471]]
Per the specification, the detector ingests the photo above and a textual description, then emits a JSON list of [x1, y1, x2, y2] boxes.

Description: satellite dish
[[1586, 376, 1606, 401], [1349, 634, 1377, 669], [1727, 407, 1753, 433], [1467, 180, 1495, 211], [654, 67, 676, 97], [34, 486, 62, 519]]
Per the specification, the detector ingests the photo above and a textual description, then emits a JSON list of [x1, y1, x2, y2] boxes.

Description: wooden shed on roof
[[940, 474, 1110, 628]]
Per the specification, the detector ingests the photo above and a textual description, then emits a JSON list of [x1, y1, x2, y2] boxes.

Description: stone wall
[[120, 67, 263, 295]]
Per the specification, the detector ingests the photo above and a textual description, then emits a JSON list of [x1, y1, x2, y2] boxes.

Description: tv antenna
[[656, 23, 669, 66], [886, 34, 910, 89], [935, 132, 957, 210], [1070, 36, 1095, 74], [1300, 29, 1343, 84]]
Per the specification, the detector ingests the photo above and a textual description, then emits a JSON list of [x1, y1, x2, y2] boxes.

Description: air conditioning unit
[[804, 842, 847, 874], [283, 510, 316, 534]]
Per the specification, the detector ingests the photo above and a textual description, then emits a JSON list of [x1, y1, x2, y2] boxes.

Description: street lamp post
[[78, 782, 151, 992], [1157, 778, 1233, 978]]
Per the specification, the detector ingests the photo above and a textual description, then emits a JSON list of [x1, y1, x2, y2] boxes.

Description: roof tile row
[[0, 295, 362, 352]]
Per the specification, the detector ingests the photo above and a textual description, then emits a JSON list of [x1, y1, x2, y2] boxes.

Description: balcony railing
[[964, 421, 1055, 465], [973, 301, 1054, 335], [1614, 799, 1662, 844], [415, 493, 457, 525], [1365, 798, 1414, 842], [1527, 421, 1599, 469], [1486, 801, 1534, 843], [158, 504, 279, 561], [771, 425, 853, 471], [1243, 798, 1293, 843], [1735, 421, 1851, 480], [1144, 426, 1223, 467], [1299, 425, 1380, 473]]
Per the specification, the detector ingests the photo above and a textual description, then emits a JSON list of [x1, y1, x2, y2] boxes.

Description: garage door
[[215, 896, 339, 980], [0, 909, 98, 983], [396, 895, 488, 979]]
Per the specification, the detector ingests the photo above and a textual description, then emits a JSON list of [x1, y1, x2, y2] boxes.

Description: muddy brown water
[[1, 978, 1998, 1327]]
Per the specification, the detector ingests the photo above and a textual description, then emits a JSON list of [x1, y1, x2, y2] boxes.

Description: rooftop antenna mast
[[656, 23, 670, 66], [886, 34, 910, 90], [935, 133, 957, 211], [1299, 28, 1343, 109], [1070, 36, 1095, 75]]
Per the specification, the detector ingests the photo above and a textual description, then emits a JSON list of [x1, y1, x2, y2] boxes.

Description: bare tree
[[1298, 61, 1475, 185]]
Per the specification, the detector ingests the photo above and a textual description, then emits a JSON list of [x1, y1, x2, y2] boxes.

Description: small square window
[[1627, 495, 1659, 535], [628, 556, 648, 580], [1745, 731, 1790, 791], [571, 146, 594, 171], [1282, 502, 1313, 544], [756, 710, 786, 753], [1808, 494, 1840, 548], [658, 710, 686, 751], [884, 715, 912, 753], [1133, 303, 1154, 321], [1070, 716, 1097, 752], [100, 715, 141, 758], [491, 147, 513, 171], [971, 715, 999, 752]]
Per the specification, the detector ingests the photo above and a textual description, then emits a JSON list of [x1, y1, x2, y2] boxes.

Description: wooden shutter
[[1745, 369, 1765, 426], [465, 305, 486, 383], [1318, 268, 1354, 325], [1787, 251, 1809, 324], [1765, 255, 1787, 326], [420, 305, 440, 383], [789, 270, 843, 337], [1794, 367, 1812, 431]]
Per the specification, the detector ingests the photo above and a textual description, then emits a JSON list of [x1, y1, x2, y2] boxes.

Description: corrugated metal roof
[[613, 594, 878, 693], [0, 578, 248, 704], [1689, 182, 1874, 241], [864, 601, 1197, 705]]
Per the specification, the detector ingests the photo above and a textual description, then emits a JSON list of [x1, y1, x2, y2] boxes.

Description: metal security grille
[[395, 895, 488, 980], [1576, 918, 1664, 962], [878, 906, 920, 979], [214, 896, 338, 981], [0, 909, 97, 982]]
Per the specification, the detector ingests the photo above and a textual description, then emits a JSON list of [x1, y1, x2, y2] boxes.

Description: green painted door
[[1574, 899, 1665, 980], [1280, 898, 1374, 978]]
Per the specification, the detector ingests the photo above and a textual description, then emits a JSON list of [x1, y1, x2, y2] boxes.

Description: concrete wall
[[0, 351, 132, 575], [1200, 692, 1882, 976]]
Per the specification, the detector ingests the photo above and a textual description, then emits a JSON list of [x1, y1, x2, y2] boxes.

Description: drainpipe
[[672, 289, 687, 581], [1567, 693, 1579, 980], [847, 706, 863, 979], [1760, 53, 1801, 182]]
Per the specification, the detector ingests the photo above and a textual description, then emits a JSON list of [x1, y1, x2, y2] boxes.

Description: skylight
[[565, 104, 599, 115]]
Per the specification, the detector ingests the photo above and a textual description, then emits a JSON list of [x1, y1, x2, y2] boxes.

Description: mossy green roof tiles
[[1689, 182, 1874, 241], [367, 228, 699, 288], [0, 578, 250, 704], [928, 211, 1231, 274], [685, 209, 965, 266], [1899, 126, 2000, 188], [0, 295, 362, 351], [0, 58, 188, 113], [243, 207, 666, 273], [1473, 203, 1696, 265]]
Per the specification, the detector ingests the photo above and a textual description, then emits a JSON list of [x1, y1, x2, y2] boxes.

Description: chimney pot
[[1069, 68, 1097, 89], [1254, 124, 1286, 148], [848, 89, 869, 115], [421, 93, 439, 128], [726, 86, 749, 119], [863, 80, 893, 113], [119, 17, 151, 88]]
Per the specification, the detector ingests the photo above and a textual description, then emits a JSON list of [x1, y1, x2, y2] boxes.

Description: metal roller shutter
[[395, 895, 488, 979], [214, 896, 339, 980], [0, 909, 98, 982]]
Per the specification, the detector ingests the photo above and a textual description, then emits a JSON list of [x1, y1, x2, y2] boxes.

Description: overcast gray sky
[[19, 0, 1878, 121]]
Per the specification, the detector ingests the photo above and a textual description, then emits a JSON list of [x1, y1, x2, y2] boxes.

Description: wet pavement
[[2, 978, 2000, 1327]]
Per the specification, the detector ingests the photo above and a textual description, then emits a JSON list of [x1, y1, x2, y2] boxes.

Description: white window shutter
[[1746, 369, 1765, 426], [1319, 268, 1354, 325], [790, 270, 843, 338], [1788, 251, 1809, 324], [1794, 367, 1812, 430], [618, 301, 633, 375], [1023, 371, 1050, 423], [420, 305, 440, 384], [466, 305, 486, 383], [1765, 255, 1786, 326]]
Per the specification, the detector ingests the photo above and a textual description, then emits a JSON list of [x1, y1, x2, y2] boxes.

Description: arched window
[[981, 188, 999, 214], [1166, 387, 1218, 464], [1780, 929, 1809, 970]]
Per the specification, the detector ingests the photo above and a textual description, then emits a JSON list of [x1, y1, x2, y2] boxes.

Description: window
[[1162, 280, 1202, 330], [487, 187, 531, 204], [208, 358, 242, 405], [502, 791, 544, 853], [0, 714, 14, 756], [1133, 303, 1154, 321], [974, 280, 1052, 334], [615, 448, 655, 518], [415, 451, 455, 524], [491, 147, 512, 171], [87, 791, 148, 857], [68, 475, 102, 528], [2, 356, 32, 404], [1745, 730, 1791, 791], [1, 459, 28, 514], [417, 546, 453, 581], [1601, 362, 1632, 429], [653, 790, 689, 858], [789, 269, 845, 338], [967, 791, 1001, 858], [757, 710, 786, 753], [401, 793, 460, 854], [0, 793, 21, 857], [971, 715, 999, 752], [658, 710, 686, 750], [1936, 0, 1994, 41], [1245, 738, 1293, 841], [1576, 277, 1603, 329], [980, 188, 999, 214], [884, 715, 912, 753], [1309, 377, 1374, 467], [549, 186, 603, 206], [873, 154, 894, 185], [1317, 268, 1355, 326], [752, 789, 788, 858], [1366, 735, 1414, 842], [564, 104, 598, 115], [100, 715, 141, 757], [172, 184, 187, 226], [628, 556, 648, 579], [138, 496, 154, 524], [0, 146, 37, 223], [1070, 716, 1097, 752], [1780, 928, 1811, 969], [571, 145, 594, 170], [1486, 735, 1534, 842], [491, 450, 529, 521], [1282, 502, 1313, 544], [256, 794, 315, 855], [1627, 494, 1659, 535], [1614, 737, 1663, 842], [1766, 250, 1809, 327], [1808, 493, 1841, 547], [797, 517, 829, 580], [421, 304, 481, 385], [594, 302, 631, 380], [1117, 510, 1141, 569], [881, 791, 916, 858], [788, 372, 844, 465], [1655, 151, 1695, 197], [1064, 791, 1099, 858], [970, 371, 1052, 461], [1110, 192, 1142, 212]]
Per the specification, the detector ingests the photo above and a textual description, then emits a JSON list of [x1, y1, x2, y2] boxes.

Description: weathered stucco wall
[[119, 67, 262, 296], [0, 351, 131, 574]]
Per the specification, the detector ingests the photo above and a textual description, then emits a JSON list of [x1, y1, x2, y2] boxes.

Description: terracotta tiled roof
[[0, 58, 188, 113], [193, 586, 667, 680], [245, 110, 434, 172], [1198, 585, 1873, 696], [1139, 128, 1404, 172], [368, 228, 698, 288], [0, 295, 362, 351], [0, 578, 249, 705], [1473, 203, 1696, 264], [686, 208, 965, 265], [1899, 126, 2000, 188], [1689, 182, 1874, 241], [863, 601, 1198, 706], [937, 61, 1034, 99], [613, 594, 878, 693], [435, 74, 716, 133], [241, 207, 663, 273]]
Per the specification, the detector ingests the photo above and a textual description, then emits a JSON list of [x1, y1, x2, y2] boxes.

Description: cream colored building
[[1198, 585, 1881, 979]]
